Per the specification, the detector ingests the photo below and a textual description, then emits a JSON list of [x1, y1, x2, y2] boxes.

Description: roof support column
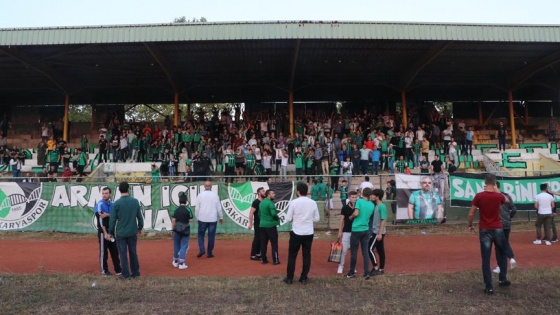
[[401, 91, 408, 129], [63, 94, 69, 142], [524, 103, 529, 125], [478, 102, 483, 126], [288, 91, 294, 136], [174, 92, 179, 127], [508, 90, 517, 149]]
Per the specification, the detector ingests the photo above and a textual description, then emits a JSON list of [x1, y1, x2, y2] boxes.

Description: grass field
[[1, 267, 559, 315]]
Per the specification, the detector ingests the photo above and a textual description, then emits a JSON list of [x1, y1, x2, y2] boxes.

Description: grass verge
[[1, 268, 559, 314]]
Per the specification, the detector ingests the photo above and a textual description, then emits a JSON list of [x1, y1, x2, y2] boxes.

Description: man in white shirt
[[283, 182, 320, 284], [195, 181, 224, 257], [534, 183, 555, 246], [358, 176, 374, 195]]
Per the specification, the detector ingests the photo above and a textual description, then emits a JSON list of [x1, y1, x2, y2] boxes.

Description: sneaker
[[337, 265, 344, 274], [115, 272, 122, 276], [363, 275, 371, 280], [346, 273, 356, 279], [282, 277, 293, 284], [172, 260, 179, 268], [102, 271, 112, 277], [545, 240, 552, 246], [492, 267, 500, 274], [250, 256, 261, 261], [533, 239, 542, 245], [370, 269, 384, 276], [551, 238, 559, 243], [484, 288, 494, 295], [178, 263, 188, 270], [498, 280, 511, 287], [510, 258, 516, 269]]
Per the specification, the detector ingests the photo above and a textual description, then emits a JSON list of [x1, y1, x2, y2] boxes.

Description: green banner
[[450, 173, 560, 210], [0, 181, 297, 233]]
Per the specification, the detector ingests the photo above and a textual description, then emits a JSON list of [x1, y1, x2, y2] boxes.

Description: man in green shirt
[[294, 151, 304, 181], [76, 148, 88, 177], [47, 149, 60, 171], [244, 148, 256, 180], [346, 188, 375, 280], [395, 155, 407, 173], [223, 145, 236, 183], [368, 189, 387, 276], [258, 189, 280, 265], [108, 182, 144, 280]]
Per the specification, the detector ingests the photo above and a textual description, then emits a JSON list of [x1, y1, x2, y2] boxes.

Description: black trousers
[[225, 165, 235, 183], [286, 231, 314, 281], [250, 224, 261, 257], [98, 232, 121, 274], [259, 226, 279, 263], [368, 233, 386, 270]]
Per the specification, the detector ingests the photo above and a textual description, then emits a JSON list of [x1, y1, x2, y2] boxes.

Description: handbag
[[174, 221, 190, 235], [327, 242, 342, 263]]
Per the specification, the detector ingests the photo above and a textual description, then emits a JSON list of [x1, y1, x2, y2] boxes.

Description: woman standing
[[172, 192, 193, 270], [178, 148, 188, 180]]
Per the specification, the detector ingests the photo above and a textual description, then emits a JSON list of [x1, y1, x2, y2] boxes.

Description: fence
[[1, 170, 556, 234]]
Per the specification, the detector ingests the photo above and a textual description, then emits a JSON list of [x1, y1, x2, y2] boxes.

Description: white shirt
[[359, 181, 374, 191], [195, 189, 223, 222], [285, 196, 320, 235], [535, 192, 555, 215]]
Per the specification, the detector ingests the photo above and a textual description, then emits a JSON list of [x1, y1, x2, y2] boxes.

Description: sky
[[1, 0, 559, 28]]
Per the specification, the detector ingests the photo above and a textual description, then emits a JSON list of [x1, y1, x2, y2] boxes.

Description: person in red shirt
[[62, 166, 73, 182], [468, 174, 511, 295]]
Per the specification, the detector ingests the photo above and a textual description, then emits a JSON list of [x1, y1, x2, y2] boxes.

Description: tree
[[173, 16, 207, 23], [69, 105, 92, 122]]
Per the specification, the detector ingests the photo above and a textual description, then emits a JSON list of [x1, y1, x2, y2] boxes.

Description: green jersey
[[48, 150, 60, 163], [259, 198, 279, 228], [340, 186, 348, 200], [226, 153, 236, 167], [80, 138, 88, 151], [317, 182, 327, 199], [245, 154, 256, 169], [380, 139, 388, 152], [413, 142, 421, 154], [78, 152, 88, 166], [152, 169, 160, 183], [330, 163, 339, 175], [351, 198, 374, 232], [311, 185, 320, 201], [294, 154, 303, 169], [193, 131, 201, 143], [396, 160, 407, 173]]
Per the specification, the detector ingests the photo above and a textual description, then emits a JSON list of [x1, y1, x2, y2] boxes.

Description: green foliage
[[173, 16, 208, 23], [68, 105, 92, 122]]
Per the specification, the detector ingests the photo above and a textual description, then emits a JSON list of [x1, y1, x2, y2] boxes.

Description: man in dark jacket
[[109, 182, 144, 280]]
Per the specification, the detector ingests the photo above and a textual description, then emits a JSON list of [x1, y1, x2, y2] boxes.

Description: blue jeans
[[414, 153, 420, 168], [116, 234, 140, 278], [173, 232, 190, 263], [479, 229, 507, 289], [372, 161, 379, 175], [198, 221, 217, 256]]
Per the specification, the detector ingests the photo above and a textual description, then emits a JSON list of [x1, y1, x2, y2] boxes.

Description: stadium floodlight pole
[[63, 94, 70, 142]]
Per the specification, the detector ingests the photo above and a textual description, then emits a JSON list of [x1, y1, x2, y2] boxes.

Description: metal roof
[[0, 21, 559, 105], [1, 21, 560, 45]]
